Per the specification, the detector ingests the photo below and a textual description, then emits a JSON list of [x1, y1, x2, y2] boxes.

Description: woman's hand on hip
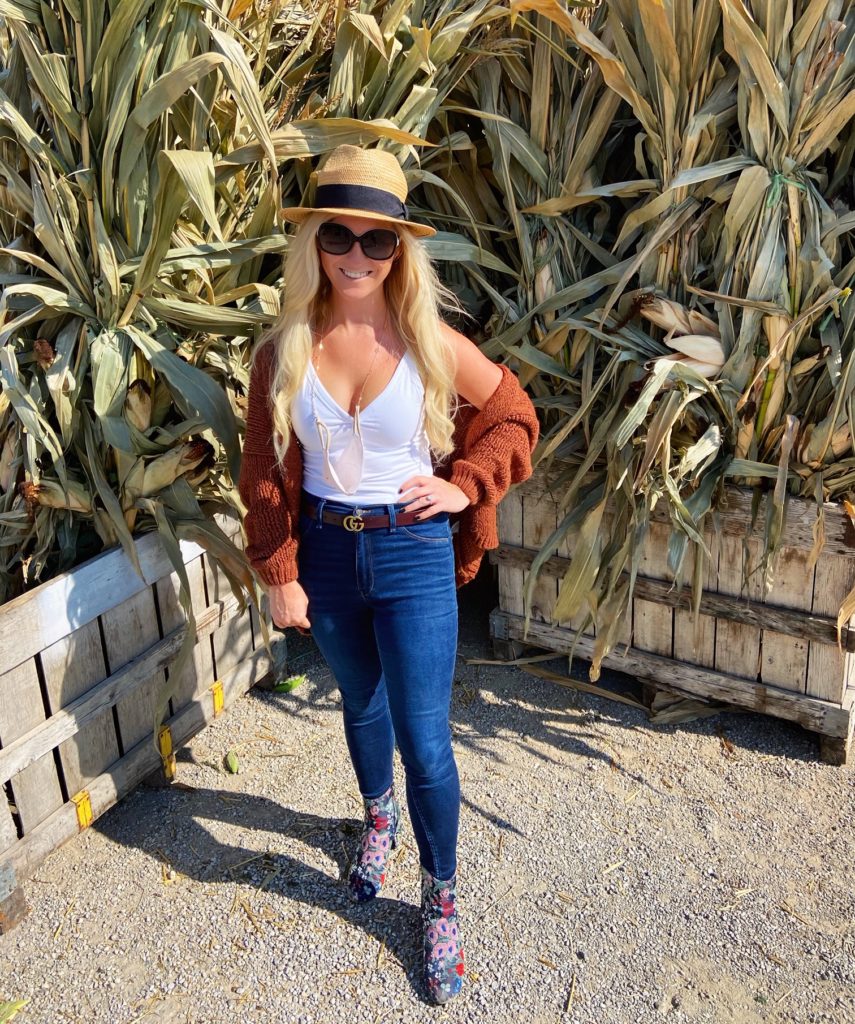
[[398, 475, 471, 518], [267, 579, 311, 632]]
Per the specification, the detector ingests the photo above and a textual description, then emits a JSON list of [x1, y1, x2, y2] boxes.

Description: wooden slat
[[204, 556, 253, 681], [673, 529, 719, 668], [714, 534, 763, 682], [0, 798, 16, 854], [490, 544, 855, 650], [40, 619, 119, 797], [0, 645, 272, 907], [155, 556, 214, 716], [497, 486, 524, 618], [0, 513, 241, 678], [805, 552, 855, 703], [0, 594, 240, 787], [522, 489, 558, 626], [632, 520, 673, 658], [492, 610, 853, 740], [761, 547, 813, 693], [0, 661, 63, 833], [518, 473, 855, 559], [0, 534, 196, 678], [101, 587, 166, 754]]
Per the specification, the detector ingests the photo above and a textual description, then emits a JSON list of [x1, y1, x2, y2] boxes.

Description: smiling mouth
[[340, 269, 372, 279]]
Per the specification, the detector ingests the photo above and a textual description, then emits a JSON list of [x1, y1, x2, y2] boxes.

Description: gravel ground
[[2, 571, 854, 1024]]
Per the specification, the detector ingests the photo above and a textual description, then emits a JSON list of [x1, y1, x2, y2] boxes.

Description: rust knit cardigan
[[237, 343, 540, 589]]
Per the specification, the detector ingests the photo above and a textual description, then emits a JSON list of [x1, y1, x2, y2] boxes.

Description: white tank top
[[290, 349, 434, 503]]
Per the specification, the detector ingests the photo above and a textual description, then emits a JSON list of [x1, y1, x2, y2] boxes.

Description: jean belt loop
[[316, 497, 327, 529], [388, 502, 397, 533]]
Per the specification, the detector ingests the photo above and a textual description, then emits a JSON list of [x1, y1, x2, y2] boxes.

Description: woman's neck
[[326, 292, 389, 333]]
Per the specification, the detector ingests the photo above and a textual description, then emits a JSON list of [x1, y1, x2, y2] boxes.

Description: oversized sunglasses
[[316, 222, 400, 261]]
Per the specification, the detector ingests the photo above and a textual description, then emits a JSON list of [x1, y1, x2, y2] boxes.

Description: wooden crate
[[491, 468, 855, 765], [0, 517, 272, 932]]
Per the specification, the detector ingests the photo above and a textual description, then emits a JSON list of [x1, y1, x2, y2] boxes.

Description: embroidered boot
[[347, 784, 400, 902], [420, 866, 465, 1004]]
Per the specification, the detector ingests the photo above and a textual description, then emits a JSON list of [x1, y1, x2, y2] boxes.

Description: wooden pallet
[[491, 469, 855, 765], [0, 517, 271, 932]]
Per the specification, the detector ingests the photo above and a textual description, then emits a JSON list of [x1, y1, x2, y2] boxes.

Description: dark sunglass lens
[[317, 223, 353, 254], [361, 229, 399, 260]]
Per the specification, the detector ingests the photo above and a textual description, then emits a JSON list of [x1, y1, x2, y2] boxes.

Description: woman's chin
[[331, 278, 382, 297]]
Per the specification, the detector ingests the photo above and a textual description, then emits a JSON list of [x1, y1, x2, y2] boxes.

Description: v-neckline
[[310, 349, 409, 421]]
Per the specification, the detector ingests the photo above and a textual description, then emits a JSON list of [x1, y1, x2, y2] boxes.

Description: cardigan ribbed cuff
[[255, 555, 300, 588], [448, 462, 486, 507]]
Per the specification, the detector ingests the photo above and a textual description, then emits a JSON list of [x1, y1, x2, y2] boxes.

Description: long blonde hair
[[257, 212, 464, 467]]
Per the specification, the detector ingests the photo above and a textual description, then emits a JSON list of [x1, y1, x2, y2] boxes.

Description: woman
[[238, 144, 538, 1004]]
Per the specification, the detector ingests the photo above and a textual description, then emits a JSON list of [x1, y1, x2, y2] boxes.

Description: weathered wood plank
[[714, 535, 763, 682], [155, 556, 214, 716], [761, 547, 813, 693], [673, 530, 719, 668], [0, 797, 16, 853], [0, 594, 240, 787], [633, 520, 673, 658], [204, 557, 253, 681], [490, 544, 855, 650], [0, 533, 201, 678], [101, 588, 164, 754], [0, 645, 272, 917], [497, 486, 524, 618], [819, 731, 853, 766], [805, 552, 855, 703], [492, 610, 853, 741], [0, 864, 28, 933], [517, 474, 855, 559], [522, 489, 558, 626], [40, 619, 119, 797], [0, 660, 64, 833]]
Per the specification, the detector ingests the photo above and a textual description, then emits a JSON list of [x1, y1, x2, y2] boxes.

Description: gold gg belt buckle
[[343, 513, 365, 532]]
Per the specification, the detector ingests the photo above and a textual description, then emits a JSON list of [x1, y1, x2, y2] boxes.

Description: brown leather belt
[[301, 499, 427, 532]]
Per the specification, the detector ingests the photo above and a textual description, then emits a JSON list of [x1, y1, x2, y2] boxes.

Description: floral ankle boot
[[420, 866, 465, 1004], [347, 784, 400, 902]]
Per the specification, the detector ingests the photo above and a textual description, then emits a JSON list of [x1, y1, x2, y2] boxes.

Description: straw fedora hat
[[280, 144, 436, 238]]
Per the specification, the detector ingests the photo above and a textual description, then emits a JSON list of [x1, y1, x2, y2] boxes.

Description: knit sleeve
[[238, 347, 300, 586], [447, 366, 539, 509]]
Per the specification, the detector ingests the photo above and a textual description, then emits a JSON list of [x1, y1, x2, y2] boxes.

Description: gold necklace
[[309, 312, 391, 495], [311, 311, 390, 418]]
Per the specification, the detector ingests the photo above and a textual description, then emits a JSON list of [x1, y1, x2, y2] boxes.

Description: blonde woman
[[239, 145, 538, 1004]]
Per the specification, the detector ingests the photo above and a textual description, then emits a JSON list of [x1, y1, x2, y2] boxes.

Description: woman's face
[[316, 214, 401, 301]]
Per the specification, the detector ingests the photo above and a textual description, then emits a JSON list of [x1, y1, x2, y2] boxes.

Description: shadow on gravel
[[271, 561, 823, 774], [94, 788, 430, 1000]]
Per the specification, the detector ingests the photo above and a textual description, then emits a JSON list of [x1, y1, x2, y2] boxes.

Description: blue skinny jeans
[[296, 490, 460, 880]]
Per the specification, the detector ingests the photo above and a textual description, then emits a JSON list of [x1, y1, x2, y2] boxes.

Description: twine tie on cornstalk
[[765, 172, 806, 208]]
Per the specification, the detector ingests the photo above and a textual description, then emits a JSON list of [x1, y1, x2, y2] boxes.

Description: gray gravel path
[[2, 576, 853, 1024]]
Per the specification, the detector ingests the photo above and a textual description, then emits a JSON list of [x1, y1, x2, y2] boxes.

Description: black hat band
[[314, 183, 409, 220]]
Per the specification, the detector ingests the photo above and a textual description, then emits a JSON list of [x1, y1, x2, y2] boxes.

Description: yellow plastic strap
[[158, 725, 176, 780], [71, 790, 93, 830], [211, 680, 224, 717]]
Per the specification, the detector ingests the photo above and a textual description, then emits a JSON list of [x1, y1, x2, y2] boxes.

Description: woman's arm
[[398, 325, 536, 518], [238, 347, 311, 630], [443, 323, 504, 410]]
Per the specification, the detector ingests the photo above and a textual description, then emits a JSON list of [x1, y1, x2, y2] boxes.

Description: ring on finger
[[425, 493, 434, 503]]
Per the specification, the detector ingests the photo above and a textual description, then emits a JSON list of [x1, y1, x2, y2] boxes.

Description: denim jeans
[[297, 490, 460, 880]]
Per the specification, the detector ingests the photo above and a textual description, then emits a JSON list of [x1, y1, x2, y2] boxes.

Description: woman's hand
[[398, 475, 471, 518], [267, 579, 311, 632]]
